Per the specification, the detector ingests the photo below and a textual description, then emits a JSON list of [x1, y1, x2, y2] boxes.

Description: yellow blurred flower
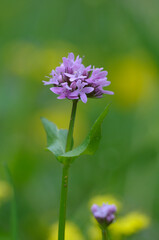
[[48, 221, 84, 240], [111, 55, 157, 107], [110, 212, 150, 237], [89, 194, 121, 211], [0, 181, 13, 205], [88, 225, 101, 240]]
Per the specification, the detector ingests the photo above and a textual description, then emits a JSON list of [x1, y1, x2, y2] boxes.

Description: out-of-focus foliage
[[0, 0, 159, 239], [0, 181, 12, 205]]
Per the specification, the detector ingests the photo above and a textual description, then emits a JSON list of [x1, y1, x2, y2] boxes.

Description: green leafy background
[[0, 0, 159, 239]]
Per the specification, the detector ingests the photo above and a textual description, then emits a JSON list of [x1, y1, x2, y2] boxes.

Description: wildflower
[[91, 203, 117, 226], [43, 53, 114, 103], [48, 221, 84, 240]]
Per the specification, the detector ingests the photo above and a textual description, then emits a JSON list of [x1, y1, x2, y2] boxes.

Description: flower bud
[[91, 203, 117, 227]]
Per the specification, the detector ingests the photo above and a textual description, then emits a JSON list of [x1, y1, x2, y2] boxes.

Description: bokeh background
[[0, 0, 159, 239]]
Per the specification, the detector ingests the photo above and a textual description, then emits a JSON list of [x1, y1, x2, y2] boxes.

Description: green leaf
[[41, 117, 68, 158], [57, 104, 110, 163], [41, 105, 110, 164]]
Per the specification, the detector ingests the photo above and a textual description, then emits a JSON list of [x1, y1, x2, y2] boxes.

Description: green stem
[[58, 164, 69, 240], [102, 229, 108, 240], [65, 100, 78, 152], [58, 100, 78, 240]]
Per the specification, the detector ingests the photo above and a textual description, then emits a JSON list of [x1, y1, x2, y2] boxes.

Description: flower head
[[43, 53, 114, 103], [91, 203, 117, 227]]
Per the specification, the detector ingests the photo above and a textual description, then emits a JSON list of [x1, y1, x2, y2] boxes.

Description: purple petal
[[85, 65, 92, 71], [69, 90, 79, 96], [57, 94, 66, 99], [91, 204, 99, 213], [50, 87, 62, 94], [83, 87, 94, 94], [43, 80, 53, 85], [56, 65, 65, 73], [75, 55, 82, 65], [102, 81, 111, 87], [70, 77, 78, 82], [107, 204, 117, 213], [61, 82, 72, 90], [68, 52, 74, 60], [62, 57, 68, 67], [102, 90, 114, 95], [50, 70, 56, 76], [68, 95, 79, 100], [43, 77, 59, 85], [70, 81, 77, 90], [76, 80, 82, 88], [70, 75, 87, 82], [80, 93, 87, 103], [64, 73, 74, 78], [106, 214, 115, 223], [86, 78, 94, 84], [79, 75, 87, 79]]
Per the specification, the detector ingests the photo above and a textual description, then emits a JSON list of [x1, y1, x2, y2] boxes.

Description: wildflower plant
[[91, 203, 117, 240], [89, 195, 150, 240], [42, 53, 114, 240]]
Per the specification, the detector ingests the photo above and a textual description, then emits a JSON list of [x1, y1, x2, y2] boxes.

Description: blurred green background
[[0, 0, 159, 239]]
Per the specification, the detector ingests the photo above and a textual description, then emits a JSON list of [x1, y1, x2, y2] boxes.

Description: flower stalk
[[65, 100, 78, 152], [58, 100, 78, 240], [102, 228, 108, 240]]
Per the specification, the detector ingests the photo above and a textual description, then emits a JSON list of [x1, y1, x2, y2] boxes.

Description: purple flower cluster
[[91, 203, 117, 226], [43, 53, 114, 103]]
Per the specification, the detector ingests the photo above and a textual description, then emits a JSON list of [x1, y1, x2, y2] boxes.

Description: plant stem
[[58, 100, 78, 240], [102, 229, 108, 240], [65, 100, 78, 152], [58, 164, 69, 240]]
